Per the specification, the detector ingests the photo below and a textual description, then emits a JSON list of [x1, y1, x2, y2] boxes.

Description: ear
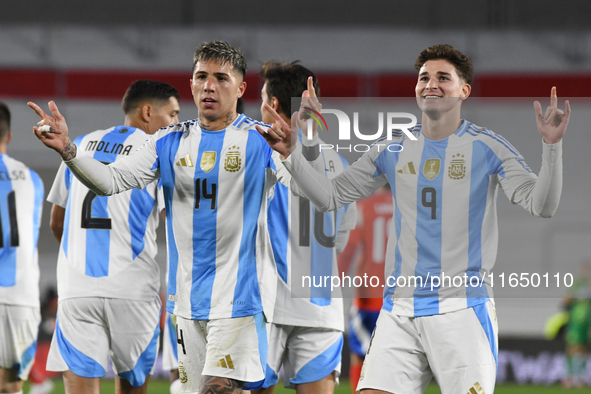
[[237, 81, 247, 99], [271, 97, 281, 113], [460, 83, 471, 100], [140, 104, 151, 122], [5, 130, 12, 145]]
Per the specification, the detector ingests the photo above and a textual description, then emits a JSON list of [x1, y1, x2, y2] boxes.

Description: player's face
[[191, 60, 246, 125], [260, 83, 274, 124], [415, 59, 470, 116], [149, 97, 180, 133]]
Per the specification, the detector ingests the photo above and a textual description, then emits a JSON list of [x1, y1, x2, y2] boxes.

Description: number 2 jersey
[[64, 115, 288, 321], [0, 154, 44, 308], [268, 143, 356, 331], [47, 125, 164, 302], [284, 120, 562, 317]]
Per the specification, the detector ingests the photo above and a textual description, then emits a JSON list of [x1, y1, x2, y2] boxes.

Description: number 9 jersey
[[47, 126, 164, 302]]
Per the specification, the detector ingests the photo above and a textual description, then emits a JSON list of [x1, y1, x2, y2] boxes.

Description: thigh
[[0, 304, 40, 380], [106, 297, 161, 388], [47, 298, 110, 377], [420, 301, 498, 394], [262, 323, 289, 388], [284, 327, 342, 389], [203, 313, 267, 391], [357, 310, 433, 394], [176, 316, 207, 393]]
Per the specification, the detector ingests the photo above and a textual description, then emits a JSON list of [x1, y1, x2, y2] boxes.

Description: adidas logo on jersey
[[397, 162, 416, 175], [215, 355, 235, 369], [176, 154, 194, 167], [466, 382, 485, 394]]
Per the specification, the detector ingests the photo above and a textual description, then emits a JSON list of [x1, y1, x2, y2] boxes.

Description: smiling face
[[190, 59, 246, 131], [415, 59, 471, 118]]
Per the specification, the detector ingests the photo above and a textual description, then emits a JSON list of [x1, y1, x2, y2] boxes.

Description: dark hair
[[121, 80, 180, 114], [414, 44, 473, 85], [0, 102, 10, 141], [192, 40, 247, 77], [260, 61, 320, 116]]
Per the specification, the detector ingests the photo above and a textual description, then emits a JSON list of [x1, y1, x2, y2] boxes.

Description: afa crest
[[224, 145, 242, 173], [448, 153, 466, 180], [423, 159, 440, 181]]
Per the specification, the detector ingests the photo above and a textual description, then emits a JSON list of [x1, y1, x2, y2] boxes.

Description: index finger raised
[[264, 103, 287, 126], [27, 101, 48, 120]]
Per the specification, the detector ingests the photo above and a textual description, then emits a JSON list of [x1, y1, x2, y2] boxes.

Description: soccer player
[[43, 79, 180, 394], [0, 102, 44, 394], [337, 186, 390, 394], [29, 41, 295, 394], [260, 44, 570, 394], [256, 61, 356, 394]]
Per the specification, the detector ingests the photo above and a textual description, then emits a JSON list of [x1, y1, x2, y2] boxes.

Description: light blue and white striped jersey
[[284, 120, 562, 318], [0, 154, 44, 308], [268, 141, 356, 331], [66, 115, 287, 320], [47, 126, 164, 302]]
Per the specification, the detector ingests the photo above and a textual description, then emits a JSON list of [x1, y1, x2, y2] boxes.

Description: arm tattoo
[[61, 140, 77, 161], [200, 376, 243, 394]]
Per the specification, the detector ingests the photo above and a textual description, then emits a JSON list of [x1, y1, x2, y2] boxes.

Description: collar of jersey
[[420, 119, 468, 142]]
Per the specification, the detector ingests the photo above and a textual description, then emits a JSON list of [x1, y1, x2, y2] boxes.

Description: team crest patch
[[200, 152, 216, 173], [178, 361, 188, 383], [224, 145, 241, 173], [423, 159, 440, 180], [448, 153, 466, 180]]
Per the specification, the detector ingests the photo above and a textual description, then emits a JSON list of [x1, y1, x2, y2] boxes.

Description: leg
[[349, 353, 364, 394], [421, 301, 498, 394], [251, 385, 274, 394], [295, 371, 335, 394], [115, 374, 150, 394], [0, 367, 23, 393], [200, 375, 243, 394], [62, 370, 100, 394]]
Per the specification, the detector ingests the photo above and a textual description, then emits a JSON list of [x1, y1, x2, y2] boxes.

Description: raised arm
[[503, 88, 569, 217], [29, 101, 159, 196]]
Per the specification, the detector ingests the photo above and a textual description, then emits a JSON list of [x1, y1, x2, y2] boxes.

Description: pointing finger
[[27, 101, 48, 119]]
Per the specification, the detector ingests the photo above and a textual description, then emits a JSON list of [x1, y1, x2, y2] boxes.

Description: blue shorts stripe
[[55, 318, 106, 378]]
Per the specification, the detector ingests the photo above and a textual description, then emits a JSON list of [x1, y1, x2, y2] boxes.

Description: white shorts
[[162, 312, 179, 371], [47, 297, 161, 387], [358, 301, 498, 394], [263, 323, 342, 389], [0, 304, 40, 380], [176, 313, 267, 393]]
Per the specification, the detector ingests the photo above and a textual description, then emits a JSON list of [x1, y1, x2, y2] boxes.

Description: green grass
[[24, 379, 591, 393]]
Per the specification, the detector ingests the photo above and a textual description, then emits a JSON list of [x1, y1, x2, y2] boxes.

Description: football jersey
[[65, 115, 288, 321], [284, 120, 562, 317], [47, 125, 164, 302], [0, 154, 44, 307], [268, 142, 356, 331], [339, 190, 391, 312]]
